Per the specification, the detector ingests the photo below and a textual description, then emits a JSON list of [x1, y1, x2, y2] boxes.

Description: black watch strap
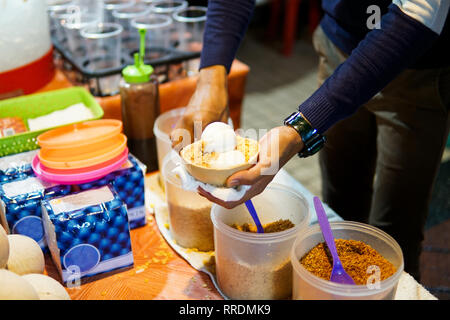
[[284, 111, 326, 158]]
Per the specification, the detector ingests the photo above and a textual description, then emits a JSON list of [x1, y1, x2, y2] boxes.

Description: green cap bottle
[[122, 28, 154, 83]]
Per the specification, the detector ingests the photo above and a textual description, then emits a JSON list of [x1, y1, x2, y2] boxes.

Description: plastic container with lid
[[211, 183, 310, 300], [0, 0, 54, 96], [290, 221, 404, 300], [153, 107, 186, 172], [161, 153, 214, 252], [120, 28, 160, 172]]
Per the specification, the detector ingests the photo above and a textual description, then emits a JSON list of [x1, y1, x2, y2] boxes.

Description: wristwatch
[[284, 111, 326, 158]]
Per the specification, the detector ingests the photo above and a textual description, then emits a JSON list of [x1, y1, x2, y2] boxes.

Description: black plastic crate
[[52, 35, 201, 97]]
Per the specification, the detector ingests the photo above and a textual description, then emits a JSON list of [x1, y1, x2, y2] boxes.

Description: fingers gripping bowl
[[180, 122, 259, 186]]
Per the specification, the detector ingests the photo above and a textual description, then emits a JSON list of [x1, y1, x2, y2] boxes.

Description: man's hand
[[170, 65, 229, 152], [198, 125, 304, 209]]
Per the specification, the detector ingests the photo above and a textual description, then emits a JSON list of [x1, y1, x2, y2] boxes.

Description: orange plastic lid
[[40, 134, 125, 160], [38, 133, 127, 169], [37, 119, 123, 149]]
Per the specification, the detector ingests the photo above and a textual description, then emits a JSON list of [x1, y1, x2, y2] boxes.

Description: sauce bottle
[[120, 28, 160, 172]]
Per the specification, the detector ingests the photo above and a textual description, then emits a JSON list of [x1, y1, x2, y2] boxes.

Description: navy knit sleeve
[[199, 0, 255, 73], [299, 4, 441, 134]]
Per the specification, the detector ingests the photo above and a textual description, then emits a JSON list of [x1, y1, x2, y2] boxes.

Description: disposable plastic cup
[[161, 153, 214, 252], [172, 6, 206, 76], [290, 221, 404, 300], [61, 12, 100, 60], [46, 0, 75, 13], [80, 22, 123, 96], [112, 4, 152, 50], [47, 0, 75, 41], [131, 14, 173, 57], [172, 6, 206, 51], [149, 1, 188, 47], [153, 107, 185, 172], [211, 183, 311, 300], [141, 0, 161, 6], [50, 8, 75, 44], [103, 0, 136, 22], [149, 0, 188, 16]]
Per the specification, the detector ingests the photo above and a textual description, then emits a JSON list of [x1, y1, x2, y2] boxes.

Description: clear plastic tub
[[291, 221, 404, 300], [161, 153, 214, 251], [211, 183, 310, 300], [153, 107, 186, 171]]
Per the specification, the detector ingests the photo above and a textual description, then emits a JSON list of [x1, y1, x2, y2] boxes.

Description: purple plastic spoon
[[245, 199, 264, 233], [313, 196, 355, 285]]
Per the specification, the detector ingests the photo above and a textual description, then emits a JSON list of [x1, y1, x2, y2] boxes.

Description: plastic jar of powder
[[161, 153, 214, 251], [211, 183, 310, 299]]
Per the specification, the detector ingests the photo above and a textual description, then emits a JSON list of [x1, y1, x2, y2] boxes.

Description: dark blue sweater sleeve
[[199, 0, 255, 73], [299, 4, 440, 134]]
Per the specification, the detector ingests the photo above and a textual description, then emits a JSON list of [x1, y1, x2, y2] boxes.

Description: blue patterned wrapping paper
[[0, 174, 72, 250], [42, 185, 134, 284], [77, 154, 147, 229]]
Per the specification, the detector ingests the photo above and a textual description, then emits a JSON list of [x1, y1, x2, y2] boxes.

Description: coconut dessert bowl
[[180, 135, 259, 186]]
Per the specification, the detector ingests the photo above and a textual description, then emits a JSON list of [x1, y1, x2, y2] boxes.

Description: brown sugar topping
[[300, 239, 396, 285], [184, 136, 259, 167], [231, 219, 295, 233]]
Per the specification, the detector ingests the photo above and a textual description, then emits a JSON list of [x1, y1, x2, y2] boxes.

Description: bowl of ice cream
[[180, 122, 259, 186]]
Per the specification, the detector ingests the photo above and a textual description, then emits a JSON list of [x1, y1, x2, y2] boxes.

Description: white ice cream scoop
[[201, 122, 237, 153]]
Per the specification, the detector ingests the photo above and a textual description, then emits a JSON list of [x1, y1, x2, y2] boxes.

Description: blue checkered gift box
[[0, 174, 71, 250], [42, 185, 134, 284], [77, 154, 147, 229]]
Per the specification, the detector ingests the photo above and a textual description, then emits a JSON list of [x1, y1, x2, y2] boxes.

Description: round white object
[[201, 122, 237, 153], [0, 226, 9, 268], [0, 269, 39, 300], [7, 234, 45, 275], [22, 274, 71, 300]]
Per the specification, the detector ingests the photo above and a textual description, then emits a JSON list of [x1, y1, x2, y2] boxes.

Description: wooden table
[[44, 172, 223, 300]]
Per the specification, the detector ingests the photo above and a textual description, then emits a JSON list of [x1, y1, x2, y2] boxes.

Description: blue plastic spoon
[[245, 199, 264, 233], [313, 196, 355, 284]]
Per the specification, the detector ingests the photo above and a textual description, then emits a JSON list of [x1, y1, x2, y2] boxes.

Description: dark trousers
[[313, 26, 450, 280]]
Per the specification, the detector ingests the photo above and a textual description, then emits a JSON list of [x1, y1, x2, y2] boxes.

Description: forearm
[[199, 0, 256, 73], [299, 1, 449, 134]]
